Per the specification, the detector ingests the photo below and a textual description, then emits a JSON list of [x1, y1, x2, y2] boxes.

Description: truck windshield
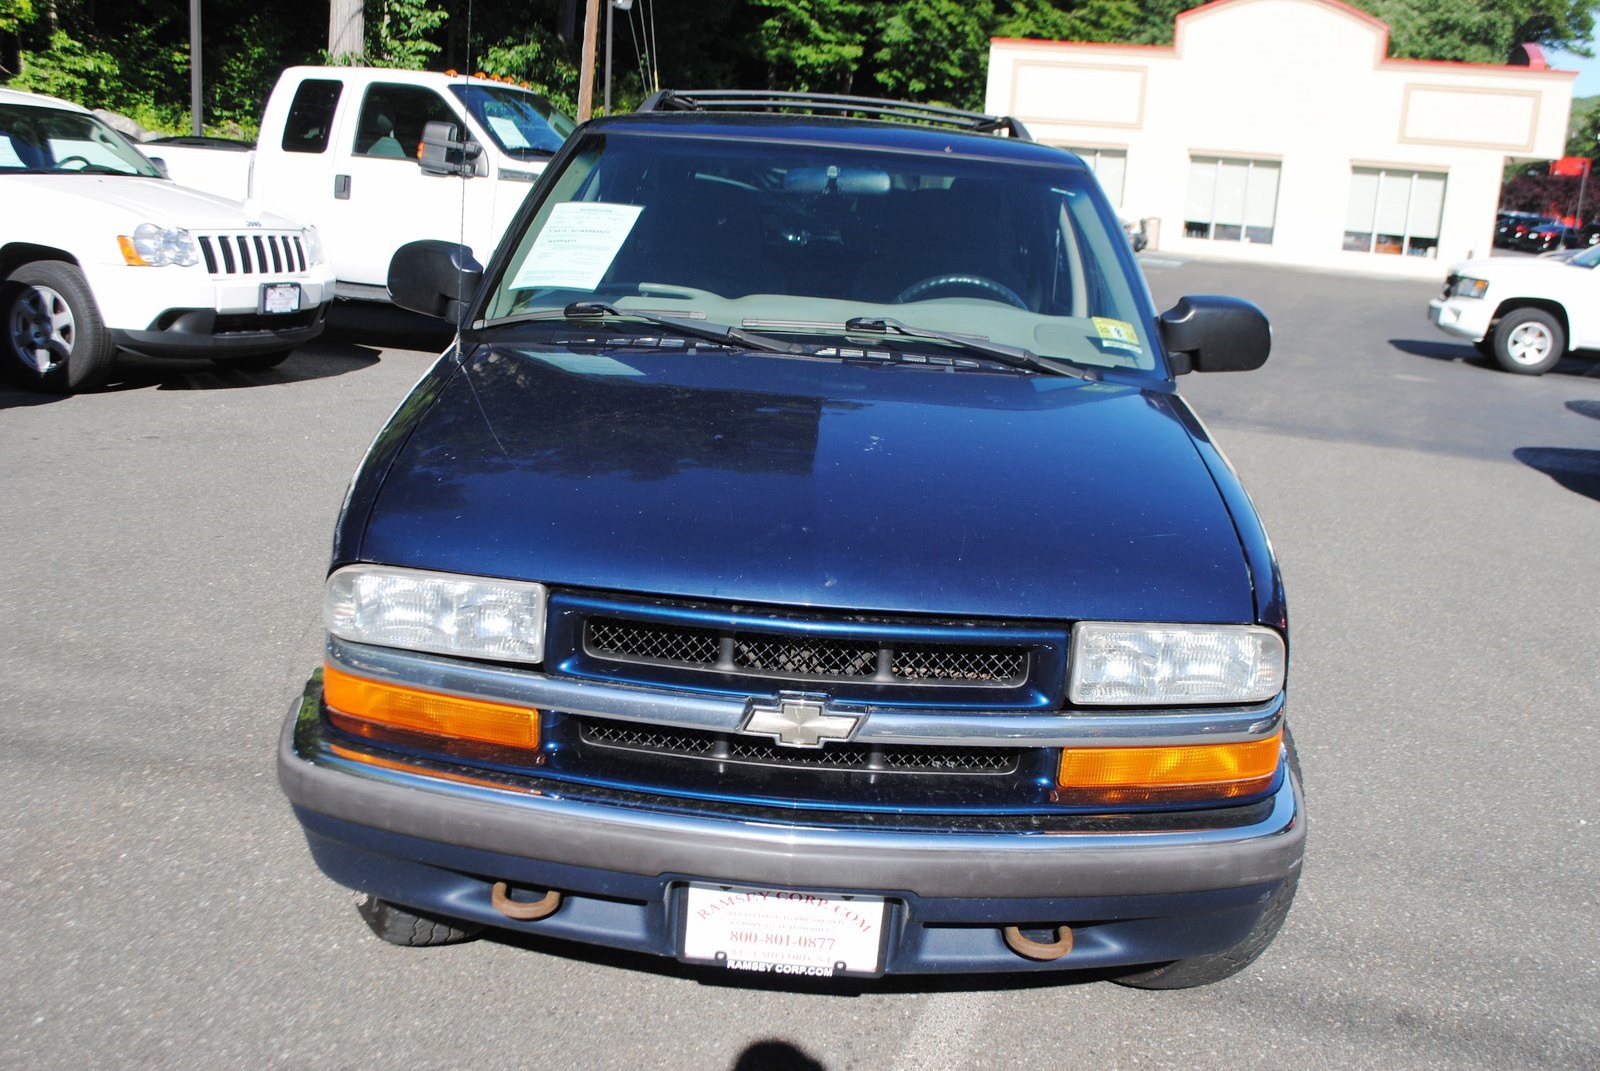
[[0, 104, 164, 177], [449, 84, 574, 158], [482, 129, 1157, 372]]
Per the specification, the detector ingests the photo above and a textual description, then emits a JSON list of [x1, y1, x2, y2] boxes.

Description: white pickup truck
[[150, 66, 575, 301], [1, 87, 335, 393]]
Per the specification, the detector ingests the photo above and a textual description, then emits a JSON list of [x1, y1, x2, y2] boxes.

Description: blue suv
[[277, 91, 1302, 988]]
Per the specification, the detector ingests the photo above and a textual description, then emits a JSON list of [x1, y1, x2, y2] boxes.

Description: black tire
[[1491, 308, 1564, 375], [210, 348, 293, 371], [3, 261, 116, 393], [355, 894, 483, 947], [1111, 728, 1304, 990]]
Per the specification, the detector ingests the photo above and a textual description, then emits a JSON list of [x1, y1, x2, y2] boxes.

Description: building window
[[1066, 147, 1127, 209], [1184, 156, 1280, 244], [1343, 168, 1446, 257]]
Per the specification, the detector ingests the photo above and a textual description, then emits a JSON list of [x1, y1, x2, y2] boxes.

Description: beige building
[[984, 0, 1576, 276]]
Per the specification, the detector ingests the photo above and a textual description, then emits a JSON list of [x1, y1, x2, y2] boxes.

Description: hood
[[357, 346, 1256, 623], [7, 173, 307, 230], [1449, 255, 1590, 281]]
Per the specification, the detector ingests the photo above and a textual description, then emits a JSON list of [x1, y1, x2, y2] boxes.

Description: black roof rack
[[635, 89, 1033, 141]]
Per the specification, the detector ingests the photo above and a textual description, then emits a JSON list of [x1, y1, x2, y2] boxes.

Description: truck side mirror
[[1159, 295, 1271, 374], [418, 120, 483, 177], [388, 240, 484, 324]]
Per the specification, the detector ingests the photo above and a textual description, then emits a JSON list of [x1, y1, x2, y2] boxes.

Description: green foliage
[[1566, 95, 1600, 158], [1361, 0, 1595, 64], [369, 0, 448, 70], [871, 0, 997, 109], [1, 0, 34, 35], [478, 25, 582, 116], [753, 0, 868, 92]]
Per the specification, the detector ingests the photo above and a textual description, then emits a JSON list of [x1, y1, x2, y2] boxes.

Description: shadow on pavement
[[1390, 338, 1600, 378], [1515, 446, 1600, 502], [1568, 399, 1600, 421]]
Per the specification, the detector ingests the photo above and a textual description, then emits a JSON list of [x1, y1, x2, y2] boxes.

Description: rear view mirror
[[388, 240, 484, 324], [1159, 295, 1271, 373], [419, 120, 484, 177], [784, 165, 891, 196]]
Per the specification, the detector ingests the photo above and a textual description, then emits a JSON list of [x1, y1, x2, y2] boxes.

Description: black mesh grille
[[585, 617, 1027, 687], [578, 717, 1018, 774]]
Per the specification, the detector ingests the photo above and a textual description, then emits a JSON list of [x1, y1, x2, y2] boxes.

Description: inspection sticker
[[1092, 316, 1142, 354]]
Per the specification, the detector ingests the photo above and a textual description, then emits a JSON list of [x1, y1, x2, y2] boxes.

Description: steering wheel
[[54, 155, 93, 171], [895, 273, 1029, 309]]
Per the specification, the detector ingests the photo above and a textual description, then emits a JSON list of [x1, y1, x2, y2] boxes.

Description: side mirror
[[147, 156, 171, 179], [1159, 295, 1271, 374], [418, 120, 483, 177], [387, 240, 484, 324]]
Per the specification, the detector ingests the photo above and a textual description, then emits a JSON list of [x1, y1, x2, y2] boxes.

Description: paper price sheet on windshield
[[510, 202, 644, 292], [680, 883, 889, 977]]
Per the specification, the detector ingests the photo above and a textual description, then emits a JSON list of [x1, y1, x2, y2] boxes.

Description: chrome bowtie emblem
[[742, 693, 860, 748]]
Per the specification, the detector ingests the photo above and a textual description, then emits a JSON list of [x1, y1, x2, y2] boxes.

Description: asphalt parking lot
[[2, 257, 1597, 1070]]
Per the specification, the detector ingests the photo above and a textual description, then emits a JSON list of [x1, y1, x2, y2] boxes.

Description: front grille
[[586, 617, 1028, 687], [578, 717, 1019, 774], [197, 232, 308, 276]]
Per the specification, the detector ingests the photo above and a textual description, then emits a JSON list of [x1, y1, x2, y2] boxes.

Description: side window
[[281, 79, 343, 154], [353, 84, 461, 160]]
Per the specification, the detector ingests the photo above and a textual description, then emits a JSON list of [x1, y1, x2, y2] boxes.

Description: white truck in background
[[149, 66, 575, 301]]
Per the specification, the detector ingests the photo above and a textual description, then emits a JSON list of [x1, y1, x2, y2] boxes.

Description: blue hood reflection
[[359, 345, 1254, 622]]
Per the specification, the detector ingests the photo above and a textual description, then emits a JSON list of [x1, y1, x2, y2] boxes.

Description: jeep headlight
[[118, 222, 200, 267], [1069, 622, 1285, 705], [302, 225, 326, 266], [325, 565, 547, 663], [1449, 275, 1488, 300]]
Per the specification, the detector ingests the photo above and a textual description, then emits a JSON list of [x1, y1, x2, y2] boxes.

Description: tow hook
[[490, 881, 563, 920], [1003, 925, 1074, 961]]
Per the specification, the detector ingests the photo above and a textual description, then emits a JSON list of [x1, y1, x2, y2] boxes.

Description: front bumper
[[1429, 296, 1491, 343], [278, 673, 1306, 974]]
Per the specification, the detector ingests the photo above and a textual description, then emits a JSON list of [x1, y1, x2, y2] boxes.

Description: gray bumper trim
[[278, 688, 1305, 901]]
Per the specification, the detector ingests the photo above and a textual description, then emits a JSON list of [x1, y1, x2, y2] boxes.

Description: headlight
[[325, 565, 547, 663], [118, 222, 199, 267], [1449, 276, 1488, 299], [302, 225, 326, 266], [1069, 622, 1285, 705]]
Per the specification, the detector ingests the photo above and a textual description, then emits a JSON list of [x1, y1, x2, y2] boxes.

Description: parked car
[[0, 87, 335, 393], [149, 66, 575, 301], [1561, 219, 1600, 248], [1513, 215, 1565, 253], [1429, 244, 1600, 373], [277, 90, 1301, 989], [1494, 211, 1556, 250]]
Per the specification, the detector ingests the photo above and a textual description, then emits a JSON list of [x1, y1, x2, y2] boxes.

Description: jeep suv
[[277, 91, 1303, 988]]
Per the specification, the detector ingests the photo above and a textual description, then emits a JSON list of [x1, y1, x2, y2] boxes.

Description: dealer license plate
[[260, 282, 302, 315], [679, 883, 888, 977]]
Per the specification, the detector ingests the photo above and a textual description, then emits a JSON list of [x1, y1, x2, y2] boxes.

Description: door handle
[[334, 174, 351, 200]]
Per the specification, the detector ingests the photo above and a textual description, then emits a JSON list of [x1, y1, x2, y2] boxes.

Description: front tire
[[355, 894, 483, 947], [3, 261, 115, 393], [1491, 308, 1564, 375], [1112, 729, 1303, 990]]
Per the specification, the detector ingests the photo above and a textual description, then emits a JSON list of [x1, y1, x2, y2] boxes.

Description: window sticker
[[1092, 316, 1142, 354], [510, 202, 645, 292], [486, 115, 531, 150]]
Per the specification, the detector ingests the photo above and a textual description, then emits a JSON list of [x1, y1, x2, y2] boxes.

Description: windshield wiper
[[519, 300, 808, 355], [842, 316, 1099, 380]]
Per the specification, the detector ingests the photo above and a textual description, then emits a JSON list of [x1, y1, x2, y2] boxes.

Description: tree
[[753, 0, 868, 93], [1361, 0, 1595, 64], [329, 0, 362, 61]]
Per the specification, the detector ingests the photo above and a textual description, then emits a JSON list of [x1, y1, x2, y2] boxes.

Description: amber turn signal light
[[322, 663, 540, 750], [1056, 731, 1282, 805]]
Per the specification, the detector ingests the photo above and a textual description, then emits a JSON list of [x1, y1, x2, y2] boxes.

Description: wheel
[[211, 348, 293, 371], [1491, 308, 1564, 375], [3, 261, 116, 393], [895, 273, 1029, 308], [1111, 728, 1303, 990], [355, 894, 483, 947]]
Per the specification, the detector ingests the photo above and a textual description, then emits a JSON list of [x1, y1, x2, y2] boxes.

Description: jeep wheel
[[1112, 729, 1303, 990], [355, 894, 483, 947], [3, 261, 116, 393], [1491, 308, 1564, 375]]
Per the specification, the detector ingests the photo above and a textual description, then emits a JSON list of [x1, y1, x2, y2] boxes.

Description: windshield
[[1571, 244, 1600, 268], [449, 84, 575, 158], [0, 103, 163, 176], [482, 130, 1158, 372]]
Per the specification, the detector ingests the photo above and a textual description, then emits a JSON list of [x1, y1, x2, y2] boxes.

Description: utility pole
[[578, 0, 600, 120], [189, 0, 202, 135]]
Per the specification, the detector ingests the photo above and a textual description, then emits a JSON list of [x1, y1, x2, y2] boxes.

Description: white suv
[[0, 88, 336, 393], [1428, 246, 1600, 375]]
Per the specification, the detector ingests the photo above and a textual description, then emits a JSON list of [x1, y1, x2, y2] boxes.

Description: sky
[[1548, 48, 1600, 97]]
